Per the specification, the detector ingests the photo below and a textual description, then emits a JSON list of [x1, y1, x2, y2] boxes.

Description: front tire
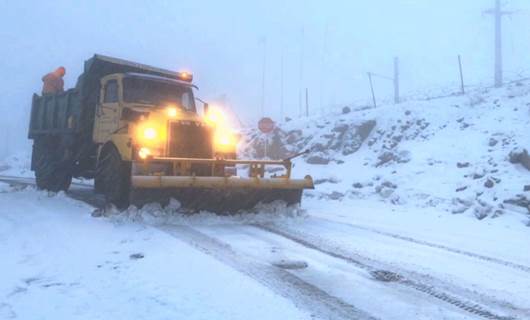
[[33, 138, 72, 192], [95, 146, 131, 209]]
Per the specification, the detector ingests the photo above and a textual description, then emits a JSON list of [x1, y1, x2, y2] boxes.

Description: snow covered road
[[1, 178, 529, 319]]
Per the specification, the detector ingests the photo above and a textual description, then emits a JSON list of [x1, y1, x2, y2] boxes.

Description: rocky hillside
[[241, 81, 530, 224]]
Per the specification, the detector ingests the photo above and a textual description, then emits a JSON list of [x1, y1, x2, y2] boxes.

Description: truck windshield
[[123, 78, 195, 111]]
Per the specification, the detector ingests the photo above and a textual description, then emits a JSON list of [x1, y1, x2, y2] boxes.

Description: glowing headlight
[[205, 107, 226, 127], [167, 107, 178, 117], [143, 127, 157, 140], [138, 147, 151, 159], [215, 131, 236, 147]]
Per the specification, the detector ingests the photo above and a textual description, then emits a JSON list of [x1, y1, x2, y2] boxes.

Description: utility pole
[[305, 88, 309, 117], [367, 72, 377, 108], [298, 27, 305, 118], [393, 57, 400, 104], [484, 0, 515, 88], [458, 55, 465, 94], [280, 48, 284, 121], [260, 37, 267, 116]]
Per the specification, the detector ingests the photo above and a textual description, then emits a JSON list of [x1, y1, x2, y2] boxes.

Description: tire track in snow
[[159, 225, 378, 320], [315, 217, 530, 274], [254, 223, 520, 320]]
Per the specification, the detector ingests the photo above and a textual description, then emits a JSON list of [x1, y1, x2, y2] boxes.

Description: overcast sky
[[1, 0, 530, 156]]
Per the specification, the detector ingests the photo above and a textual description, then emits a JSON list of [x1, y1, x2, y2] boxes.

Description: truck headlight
[[143, 127, 157, 140], [214, 131, 237, 151], [167, 107, 178, 117], [138, 147, 152, 159]]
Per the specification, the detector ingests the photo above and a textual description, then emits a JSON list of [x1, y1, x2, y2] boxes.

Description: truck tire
[[95, 146, 131, 209], [33, 138, 72, 192]]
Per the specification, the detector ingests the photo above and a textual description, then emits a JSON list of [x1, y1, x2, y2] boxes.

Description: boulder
[[306, 156, 330, 165]]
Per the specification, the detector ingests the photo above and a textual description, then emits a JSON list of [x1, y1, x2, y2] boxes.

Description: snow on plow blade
[[129, 155, 314, 213]]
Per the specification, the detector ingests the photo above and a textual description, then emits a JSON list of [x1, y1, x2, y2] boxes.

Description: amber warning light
[[177, 71, 193, 82]]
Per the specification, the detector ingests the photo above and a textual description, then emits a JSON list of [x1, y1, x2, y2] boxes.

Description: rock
[[484, 179, 495, 188], [491, 177, 501, 184], [342, 106, 351, 114], [306, 155, 330, 165], [472, 172, 485, 180], [457, 162, 470, 168], [473, 206, 491, 220], [381, 181, 397, 189], [456, 186, 468, 192], [285, 117, 292, 122], [524, 185, 530, 192], [129, 253, 144, 260], [508, 148, 530, 171], [488, 138, 498, 147], [503, 195, 530, 208], [405, 110, 411, 116], [378, 187, 395, 198], [357, 120, 377, 140], [328, 191, 344, 200], [332, 124, 349, 134], [286, 130, 303, 144], [314, 178, 340, 185], [376, 152, 395, 167], [451, 198, 473, 214], [352, 182, 363, 189]]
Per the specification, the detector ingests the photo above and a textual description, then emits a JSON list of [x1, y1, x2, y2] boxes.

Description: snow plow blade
[[128, 156, 314, 213]]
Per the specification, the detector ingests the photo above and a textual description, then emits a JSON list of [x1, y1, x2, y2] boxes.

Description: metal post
[[494, 0, 503, 88], [299, 28, 305, 118], [280, 48, 284, 120], [305, 88, 309, 117], [393, 57, 400, 104], [260, 37, 267, 116], [458, 55, 465, 94], [484, 0, 513, 88], [367, 72, 377, 108], [264, 135, 269, 159]]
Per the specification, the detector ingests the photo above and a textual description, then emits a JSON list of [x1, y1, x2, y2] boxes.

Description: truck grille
[[167, 121, 213, 159]]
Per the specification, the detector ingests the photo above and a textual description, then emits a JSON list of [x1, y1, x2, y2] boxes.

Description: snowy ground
[[1, 82, 530, 319], [0, 184, 309, 320], [1, 182, 529, 319]]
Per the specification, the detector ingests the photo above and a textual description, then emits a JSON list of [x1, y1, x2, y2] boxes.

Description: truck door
[[93, 79, 120, 143]]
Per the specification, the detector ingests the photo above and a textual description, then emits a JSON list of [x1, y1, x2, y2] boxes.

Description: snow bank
[[242, 81, 530, 224]]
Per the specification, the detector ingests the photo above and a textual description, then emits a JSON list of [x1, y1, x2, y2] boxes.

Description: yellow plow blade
[[131, 175, 314, 190]]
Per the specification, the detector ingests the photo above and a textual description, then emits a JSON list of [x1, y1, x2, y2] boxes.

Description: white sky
[[1, 0, 529, 155]]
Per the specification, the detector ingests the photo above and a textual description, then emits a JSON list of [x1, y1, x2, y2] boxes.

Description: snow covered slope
[[243, 81, 530, 224]]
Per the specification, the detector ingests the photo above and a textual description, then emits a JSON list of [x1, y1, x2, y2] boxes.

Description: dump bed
[[28, 90, 81, 139], [28, 54, 182, 140]]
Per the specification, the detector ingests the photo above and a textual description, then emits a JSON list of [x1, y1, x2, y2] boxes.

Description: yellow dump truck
[[28, 55, 313, 212]]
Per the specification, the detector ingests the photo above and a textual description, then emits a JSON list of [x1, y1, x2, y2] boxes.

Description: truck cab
[[95, 72, 237, 162]]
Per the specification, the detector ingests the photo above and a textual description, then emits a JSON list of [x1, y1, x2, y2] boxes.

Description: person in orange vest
[[42, 67, 66, 94]]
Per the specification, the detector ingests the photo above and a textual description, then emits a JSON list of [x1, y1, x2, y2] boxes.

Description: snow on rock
[[241, 81, 530, 223]]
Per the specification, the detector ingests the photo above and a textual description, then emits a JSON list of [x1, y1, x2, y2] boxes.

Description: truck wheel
[[96, 146, 131, 209], [33, 139, 72, 192]]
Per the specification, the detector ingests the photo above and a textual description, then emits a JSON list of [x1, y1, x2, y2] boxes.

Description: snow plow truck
[[28, 55, 314, 212]]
